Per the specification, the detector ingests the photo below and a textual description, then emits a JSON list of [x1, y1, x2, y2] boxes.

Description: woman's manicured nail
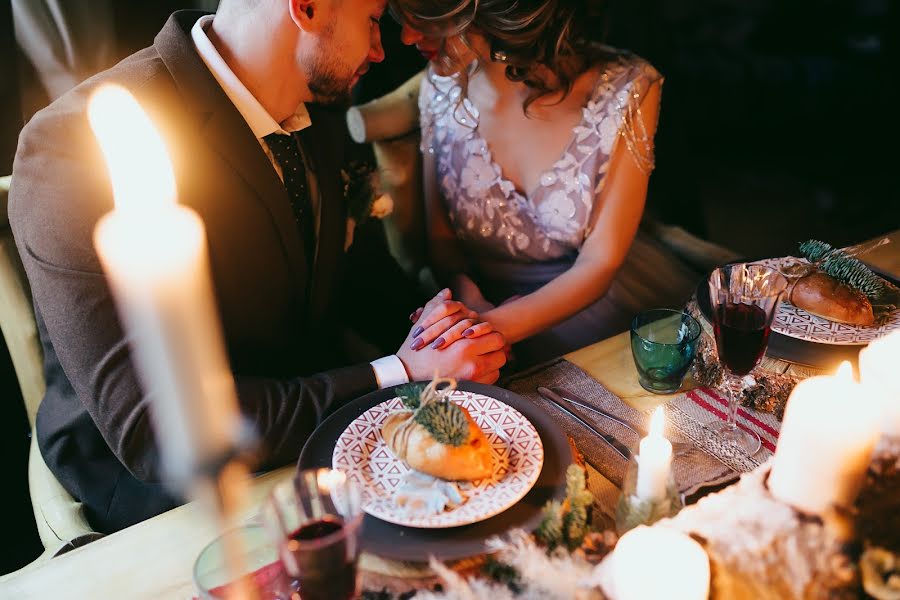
[[431, 337, 445, 349], [410, 337, 425, 350], [412, 326, 424, 337], [462, 328, 475, 338], [409, 312, 417, 322]]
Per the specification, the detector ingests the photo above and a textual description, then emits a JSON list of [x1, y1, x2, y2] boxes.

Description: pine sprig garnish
[[799, 239, 887, 301], [798, 239, 834, 262], [414, 400, 469, 446], [482, 557, 524, 594], [396, 383, 425, 409]]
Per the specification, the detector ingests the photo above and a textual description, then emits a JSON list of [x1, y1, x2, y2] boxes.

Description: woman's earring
[[490, 49, 508, 63]]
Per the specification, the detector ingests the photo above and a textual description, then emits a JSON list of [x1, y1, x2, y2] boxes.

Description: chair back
[[0, 175, 45, 427]]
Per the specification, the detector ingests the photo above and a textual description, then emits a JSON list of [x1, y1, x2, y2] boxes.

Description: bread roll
[[382, 406, 493, 481], [789, 271, 874, 326]]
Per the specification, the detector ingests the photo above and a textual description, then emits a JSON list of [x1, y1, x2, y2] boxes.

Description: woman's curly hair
[[389, 0, 615, 113]]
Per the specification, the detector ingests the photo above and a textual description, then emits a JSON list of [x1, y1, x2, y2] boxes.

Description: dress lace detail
[[420, 53, 663, 262]]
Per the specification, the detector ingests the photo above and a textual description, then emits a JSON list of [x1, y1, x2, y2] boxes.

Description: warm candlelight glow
[[604, 525, 709, 600], [649, 406, 664, 436], [87, 84, 176, 213], [89, 84, 241, 487], [636, 406, 673, 501], [859, 330, 900, 437], [768, 359, 881, 514]]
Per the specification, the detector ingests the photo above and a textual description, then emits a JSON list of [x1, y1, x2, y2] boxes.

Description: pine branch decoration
[[799, 239, 887, 301], [534, 500, 565, 549], [414, 400, 469, 447], [534, 465, 595, 550], [398, 377, 469, 447], [396, 383, 425, 409]]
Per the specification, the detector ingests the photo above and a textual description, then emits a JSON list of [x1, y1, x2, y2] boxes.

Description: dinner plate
[[298, 382, 572, 562], [332, 390, 544, 528], [756, 256, 900, 345], [697, 257, 900, 367]]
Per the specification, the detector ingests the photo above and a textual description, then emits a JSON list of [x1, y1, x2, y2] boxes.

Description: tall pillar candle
[[636, 407, 673, 501], [859, 330, 900, 437], [768, 361, 881, 514], [88, 84, 241, 489]]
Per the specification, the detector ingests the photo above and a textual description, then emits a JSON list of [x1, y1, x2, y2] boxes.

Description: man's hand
[[397, 289, 507, 383]]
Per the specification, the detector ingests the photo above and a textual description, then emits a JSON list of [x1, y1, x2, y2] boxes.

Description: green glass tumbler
[[630, 309, 701, 394]]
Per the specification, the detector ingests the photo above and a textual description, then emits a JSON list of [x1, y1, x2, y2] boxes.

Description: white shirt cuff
[[370, 355, 410, 389]]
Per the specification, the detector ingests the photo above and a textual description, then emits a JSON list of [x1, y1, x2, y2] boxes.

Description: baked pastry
[[788, 271, 875, 326], [382, 378, 493, 481]]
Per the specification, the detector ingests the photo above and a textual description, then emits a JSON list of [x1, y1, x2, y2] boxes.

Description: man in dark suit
[[8, 0, 507, 533]]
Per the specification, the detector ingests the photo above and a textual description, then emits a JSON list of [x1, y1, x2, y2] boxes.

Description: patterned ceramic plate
[[332, 390, 544, 528], [756, 257, 900, 345]]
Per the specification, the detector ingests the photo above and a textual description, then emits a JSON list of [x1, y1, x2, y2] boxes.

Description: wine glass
[[707, 263, 788, 454], [262, 469, 364, 600]]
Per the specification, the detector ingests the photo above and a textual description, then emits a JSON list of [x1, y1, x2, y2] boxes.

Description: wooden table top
[[3, 229, 898, 598]]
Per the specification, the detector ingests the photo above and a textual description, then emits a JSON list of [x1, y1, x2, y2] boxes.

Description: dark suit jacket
[[8, 11, 396, 532]]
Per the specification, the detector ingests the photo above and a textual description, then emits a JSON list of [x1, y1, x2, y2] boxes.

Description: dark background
[[1, 0, 897, 575]]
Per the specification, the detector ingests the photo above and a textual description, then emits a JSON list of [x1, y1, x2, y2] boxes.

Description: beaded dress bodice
[[419, 54, 662, 263]]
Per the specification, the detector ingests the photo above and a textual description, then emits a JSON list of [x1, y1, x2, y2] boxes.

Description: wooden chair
[[0, 175, 100, 578]]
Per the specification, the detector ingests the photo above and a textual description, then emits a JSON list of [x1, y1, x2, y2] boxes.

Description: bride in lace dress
[[393, 0, 699, 366]]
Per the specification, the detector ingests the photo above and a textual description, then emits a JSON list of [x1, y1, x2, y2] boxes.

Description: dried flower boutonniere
[[341, 159, 394, 250]]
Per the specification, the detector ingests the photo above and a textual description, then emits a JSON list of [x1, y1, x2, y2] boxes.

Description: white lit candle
[[88, 85, 241, 488], [635, 407, 673, 501], [602, 525, 709, 600], [859, 330, 900, 437], [768, 361, 881, 514]]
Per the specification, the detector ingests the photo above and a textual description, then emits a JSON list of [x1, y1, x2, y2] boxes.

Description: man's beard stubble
[[305, 20, 357, 105]]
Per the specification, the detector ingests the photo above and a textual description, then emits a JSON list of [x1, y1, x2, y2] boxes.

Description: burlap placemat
[[503, 359, 743, 506]]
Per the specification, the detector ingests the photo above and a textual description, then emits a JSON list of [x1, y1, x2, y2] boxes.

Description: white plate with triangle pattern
[[332, 390, 544, 528]]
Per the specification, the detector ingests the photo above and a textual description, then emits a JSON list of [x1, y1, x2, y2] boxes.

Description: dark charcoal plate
[[298, 381, 572, 562]]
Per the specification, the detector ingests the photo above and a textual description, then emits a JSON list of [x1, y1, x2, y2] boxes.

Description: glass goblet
[[707, 263, 787, 454], [262, 469, 363, 600]]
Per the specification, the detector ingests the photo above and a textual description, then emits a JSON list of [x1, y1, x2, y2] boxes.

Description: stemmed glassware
[[263, 469, 364, 600], [707, 263, 787, 454]]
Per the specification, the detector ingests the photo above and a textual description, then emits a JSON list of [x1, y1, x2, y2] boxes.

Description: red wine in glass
[[282, 516, 358, 600], [713, 303, 770, 376]]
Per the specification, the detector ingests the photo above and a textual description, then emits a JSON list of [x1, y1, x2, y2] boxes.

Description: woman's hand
[[406, 288, 497, 351]]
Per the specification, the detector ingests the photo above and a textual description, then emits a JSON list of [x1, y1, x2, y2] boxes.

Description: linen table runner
[[503, 359, 782, 502]]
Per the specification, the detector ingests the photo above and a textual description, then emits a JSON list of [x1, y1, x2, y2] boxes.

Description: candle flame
[[87, 84, 176, 213], [836, 361, 853, 381], [649, 406, 665, 437], [317, 468, 346, 494]]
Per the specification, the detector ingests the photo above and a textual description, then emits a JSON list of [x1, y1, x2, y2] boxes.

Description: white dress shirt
[[191, 14, 409, 389]]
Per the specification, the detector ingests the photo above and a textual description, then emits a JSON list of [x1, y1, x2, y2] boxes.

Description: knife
[[537, 386, 632, 461], [548, 386, 645, 437]]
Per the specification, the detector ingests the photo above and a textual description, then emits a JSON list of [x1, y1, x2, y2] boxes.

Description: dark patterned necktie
[[263, 132, 316, 266]]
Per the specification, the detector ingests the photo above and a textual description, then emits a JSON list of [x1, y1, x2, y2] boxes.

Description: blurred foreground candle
[[636, 407, 673, 501], [768, 361, 880, 515], [604, 525, 709, 600], [859, 330, 900, 437], [88, 84, 241, 488]]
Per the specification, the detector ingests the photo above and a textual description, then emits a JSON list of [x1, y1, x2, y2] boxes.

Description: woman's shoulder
[[418, 65, 464, 118], [590, 47, 663, 90]]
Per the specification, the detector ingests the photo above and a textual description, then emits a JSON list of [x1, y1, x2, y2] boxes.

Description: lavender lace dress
[[420, 55, 698, 365]]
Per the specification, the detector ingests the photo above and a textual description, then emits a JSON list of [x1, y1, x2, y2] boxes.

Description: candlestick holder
[[615, 454, 683, 535]]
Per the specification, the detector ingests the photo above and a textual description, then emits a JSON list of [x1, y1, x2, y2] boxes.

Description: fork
[[548, 386, 694, 456]]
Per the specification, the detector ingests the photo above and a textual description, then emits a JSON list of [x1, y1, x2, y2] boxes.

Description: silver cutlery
[[536, 387, 632, 461], [540, 386, 694, 456]]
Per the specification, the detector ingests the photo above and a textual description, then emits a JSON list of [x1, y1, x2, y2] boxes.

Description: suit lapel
[[299, 105, 347, 324], [153, 11, 310, 295]]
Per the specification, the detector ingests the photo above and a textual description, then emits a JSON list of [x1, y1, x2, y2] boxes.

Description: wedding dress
[[420, 53, 698, 364]]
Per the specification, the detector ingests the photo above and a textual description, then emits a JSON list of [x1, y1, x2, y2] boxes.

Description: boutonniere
[[342, 159, 394, 250]]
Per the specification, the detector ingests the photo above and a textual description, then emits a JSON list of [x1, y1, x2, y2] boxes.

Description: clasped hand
[[395, 289, 507, 384]]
